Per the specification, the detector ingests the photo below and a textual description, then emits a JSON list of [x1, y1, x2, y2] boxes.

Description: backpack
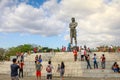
[[46, 65, 51, 73]]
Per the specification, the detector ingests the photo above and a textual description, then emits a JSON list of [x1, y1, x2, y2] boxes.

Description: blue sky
[[0, 0, 120, 49], [0, 0, 67, 49], [0, 32, 67, 49]]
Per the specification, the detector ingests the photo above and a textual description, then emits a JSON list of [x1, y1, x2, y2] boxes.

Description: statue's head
[[71, 17, 75, 22]]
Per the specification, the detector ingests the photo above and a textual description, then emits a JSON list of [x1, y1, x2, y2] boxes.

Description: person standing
[[100, 54, 106, 69], [60, 61, 65, 80], [19, 60, 24, 78], [57, 64, 61, 73], [86, 54, 92, 69], [73, 49, 77, 61], [46, 60, 53, 80], [11, 58, 20, 80], [81, 48, 84, 61], [35, 60, 43, 80], [84, 49, 87, 61], [93, 54, 98, 69]]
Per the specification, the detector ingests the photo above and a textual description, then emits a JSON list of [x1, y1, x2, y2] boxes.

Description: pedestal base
[[71, 46, 79, 51]]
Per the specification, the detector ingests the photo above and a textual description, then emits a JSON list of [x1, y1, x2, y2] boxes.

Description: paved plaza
[[0, 74, 120, 80], [1, 74, 120, 80]]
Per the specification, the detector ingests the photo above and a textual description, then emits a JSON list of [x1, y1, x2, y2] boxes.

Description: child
[[93, 53, 98, 69], [35, 55, 38, 63], [57, 64, 61, 73]]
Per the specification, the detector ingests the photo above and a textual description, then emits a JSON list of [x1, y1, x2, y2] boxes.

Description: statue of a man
[[69, 17, 78, 46]]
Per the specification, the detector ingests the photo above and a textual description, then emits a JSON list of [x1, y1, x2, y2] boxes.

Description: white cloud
[[0, 0, 65, 36], [0, 0, 120, 47], [60, 0, 120, 47]]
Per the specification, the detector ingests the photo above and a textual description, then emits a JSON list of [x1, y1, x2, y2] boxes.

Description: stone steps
[[1, 52, 120, 77], [25, 52, 120, 62], [23, 52, 120, 77]]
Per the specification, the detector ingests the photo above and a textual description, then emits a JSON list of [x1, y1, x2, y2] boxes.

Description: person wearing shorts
[[36, 70, 41, 78], [35, 60, 43, 80]]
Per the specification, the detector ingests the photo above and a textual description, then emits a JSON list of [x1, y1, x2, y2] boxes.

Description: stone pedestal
[[71, 46, 79, 51]]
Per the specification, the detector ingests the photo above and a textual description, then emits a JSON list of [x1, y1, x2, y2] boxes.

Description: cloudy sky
[[0, 0, 120, 49]]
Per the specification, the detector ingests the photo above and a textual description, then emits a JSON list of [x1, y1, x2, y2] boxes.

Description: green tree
[[0, 48, 5, 60], [5, 44, 34, 58]]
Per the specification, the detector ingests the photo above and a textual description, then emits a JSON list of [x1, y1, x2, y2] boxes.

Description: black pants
[[19, 68, 23, 78], [74, 55, 77, 61]]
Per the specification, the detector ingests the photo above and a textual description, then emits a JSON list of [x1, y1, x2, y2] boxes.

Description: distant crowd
[[72, 46, 120, 73]]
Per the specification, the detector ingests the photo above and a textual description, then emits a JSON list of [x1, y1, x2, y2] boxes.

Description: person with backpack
[[46, 60, 53, 80], [100, 54, 106, 69], [93, 53, 98, 69], [35, 60, 43, 80]]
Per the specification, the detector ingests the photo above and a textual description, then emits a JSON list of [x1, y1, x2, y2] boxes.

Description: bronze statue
[[69, 17, 78, 46]]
